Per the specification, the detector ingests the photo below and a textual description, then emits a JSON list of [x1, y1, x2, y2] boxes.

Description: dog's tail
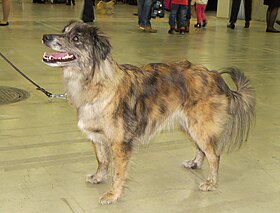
[[217, 67, 256, 153]]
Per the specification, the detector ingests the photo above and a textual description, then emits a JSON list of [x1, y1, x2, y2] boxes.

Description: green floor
[[0, 1, 280, 212]]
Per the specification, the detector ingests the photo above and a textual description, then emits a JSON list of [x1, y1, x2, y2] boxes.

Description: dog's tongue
[[48, 52, 68, 58]]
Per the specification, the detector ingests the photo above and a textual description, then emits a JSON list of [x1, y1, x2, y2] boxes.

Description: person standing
[[194, 0, 208, 28], [0, 0, 10, 26], [227, 0, 252, 29], [264, 0, 280, 33], [168, 0, 188, 34], [138, 0, 157, 33], [82, 0, 94, 23]]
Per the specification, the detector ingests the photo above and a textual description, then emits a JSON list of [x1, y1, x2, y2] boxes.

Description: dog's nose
[[42, 34, 53, 43]]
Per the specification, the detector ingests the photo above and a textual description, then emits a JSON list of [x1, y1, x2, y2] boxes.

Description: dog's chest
[[77, 104, 105, 142]]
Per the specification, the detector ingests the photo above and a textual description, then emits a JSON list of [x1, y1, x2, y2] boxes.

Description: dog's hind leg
[[196, 139, 220, 191], [181, 113, 221, 191], [99, 140, 132, 205], [182, 146, 205, 169], [86, 142, 110, 184]]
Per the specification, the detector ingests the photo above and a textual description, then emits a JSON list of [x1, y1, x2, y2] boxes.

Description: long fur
[[42, 22, 256, 205]]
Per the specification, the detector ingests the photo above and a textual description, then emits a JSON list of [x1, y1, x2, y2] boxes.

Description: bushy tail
[[217, 67, 256, 153]]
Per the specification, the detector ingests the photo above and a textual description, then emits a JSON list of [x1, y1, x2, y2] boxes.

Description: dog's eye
[[73, 36, 79, 42]]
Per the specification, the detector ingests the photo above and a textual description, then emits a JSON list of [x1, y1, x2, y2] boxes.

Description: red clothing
[[171, 0, 188, 5]]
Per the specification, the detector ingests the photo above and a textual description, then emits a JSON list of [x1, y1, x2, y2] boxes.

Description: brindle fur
[[42, 22, 255, 205]]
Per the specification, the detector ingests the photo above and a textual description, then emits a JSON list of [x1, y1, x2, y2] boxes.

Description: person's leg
[[244, 0, 252, 28], [201, 4, 207, 27], [1, 0, 10, 24], [168, 4, 179, 33], [138, 0, 144, 26], [266, 6, 279, 32], [82, 0, 94, 22], [169, 4, 178, 28], [178, 4, 187, 34], [195, 3, 202, 25], [229, 0, 242, 23], [138, 0, 153, 27]]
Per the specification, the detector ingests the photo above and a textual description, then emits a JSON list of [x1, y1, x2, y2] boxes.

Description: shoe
[[244, 21, 250, 28], [139, 25, 145, 30], [276, 20, 280, 25], [202, 20, 207, 27], [227, 22, 235, 29], [185, 25, 189, 33], [0, 22, 9, 26], [143, 26, 157, 33], [179, 30, 185, 35], [194, 23, 201, 28], [266, 28, 280, 33], [179, 27, 186, 35], [168, 28, 175, 34]]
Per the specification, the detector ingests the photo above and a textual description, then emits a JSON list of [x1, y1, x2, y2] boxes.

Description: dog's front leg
[[86, 142, 110, 184], [99, 141, 132, 205]]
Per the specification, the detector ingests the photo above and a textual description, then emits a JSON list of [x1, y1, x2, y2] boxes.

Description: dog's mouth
[[43, 52, 76, 64]]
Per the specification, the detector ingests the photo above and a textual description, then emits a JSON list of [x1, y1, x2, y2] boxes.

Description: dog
[[96, 0, 116, 15], [42, 21, 255, 205]]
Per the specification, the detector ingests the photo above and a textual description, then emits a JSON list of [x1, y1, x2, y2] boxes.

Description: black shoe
[[244, 21, 250, 28], [202, 20, 207, 27], [194, 23, 201, 28], [276, 20, 280, 25], [266, 28, 280, 33], [0, 22, 9, 26], [227, 22, 235, 29], [168, 28, 175, 34]]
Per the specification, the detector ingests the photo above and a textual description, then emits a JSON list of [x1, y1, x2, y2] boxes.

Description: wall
[[216, 0, 268, 21]]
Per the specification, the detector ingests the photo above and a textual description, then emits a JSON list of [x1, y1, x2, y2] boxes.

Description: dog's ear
[[63, 20, 79, 33], [91, 27, 112, 62]]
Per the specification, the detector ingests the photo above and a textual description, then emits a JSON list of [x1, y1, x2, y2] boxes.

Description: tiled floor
[[0, 1, 280, 212]]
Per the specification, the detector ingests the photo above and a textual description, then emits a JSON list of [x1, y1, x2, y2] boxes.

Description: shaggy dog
[[42, 21, 255, 205]]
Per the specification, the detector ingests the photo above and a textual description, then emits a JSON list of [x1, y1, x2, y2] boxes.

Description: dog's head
[[42, 21, 111, 69]]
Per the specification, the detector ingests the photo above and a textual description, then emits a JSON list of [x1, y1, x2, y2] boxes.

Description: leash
[[0, 52, 65, 100]]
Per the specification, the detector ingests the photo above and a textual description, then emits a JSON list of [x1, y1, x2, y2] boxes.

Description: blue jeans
[[138, 0, 153, 27], [169, 4, 188, 28]]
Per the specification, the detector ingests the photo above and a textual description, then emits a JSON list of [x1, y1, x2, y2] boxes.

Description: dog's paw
[[99, 191, 119, 205], [182, 160, 200, 169], [199, 180, 217, 191], [86, 173, 106, 184]]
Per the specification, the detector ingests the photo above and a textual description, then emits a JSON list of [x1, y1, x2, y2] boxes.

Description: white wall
[[216, 0, 269, 21]]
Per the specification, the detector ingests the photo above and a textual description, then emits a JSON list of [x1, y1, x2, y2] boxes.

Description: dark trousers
[[229, 0, 252, 23], [82, 0, 95, 22], [67, 0, 75, 4]]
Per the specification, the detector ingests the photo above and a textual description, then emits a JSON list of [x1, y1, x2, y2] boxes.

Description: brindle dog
[[42, 21, 255, 205]]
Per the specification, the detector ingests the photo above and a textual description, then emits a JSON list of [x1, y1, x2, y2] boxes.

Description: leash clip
[[48, 93, 67, 102]]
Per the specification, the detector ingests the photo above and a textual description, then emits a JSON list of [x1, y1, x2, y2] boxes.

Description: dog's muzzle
[[42, 34, 76, 65]]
